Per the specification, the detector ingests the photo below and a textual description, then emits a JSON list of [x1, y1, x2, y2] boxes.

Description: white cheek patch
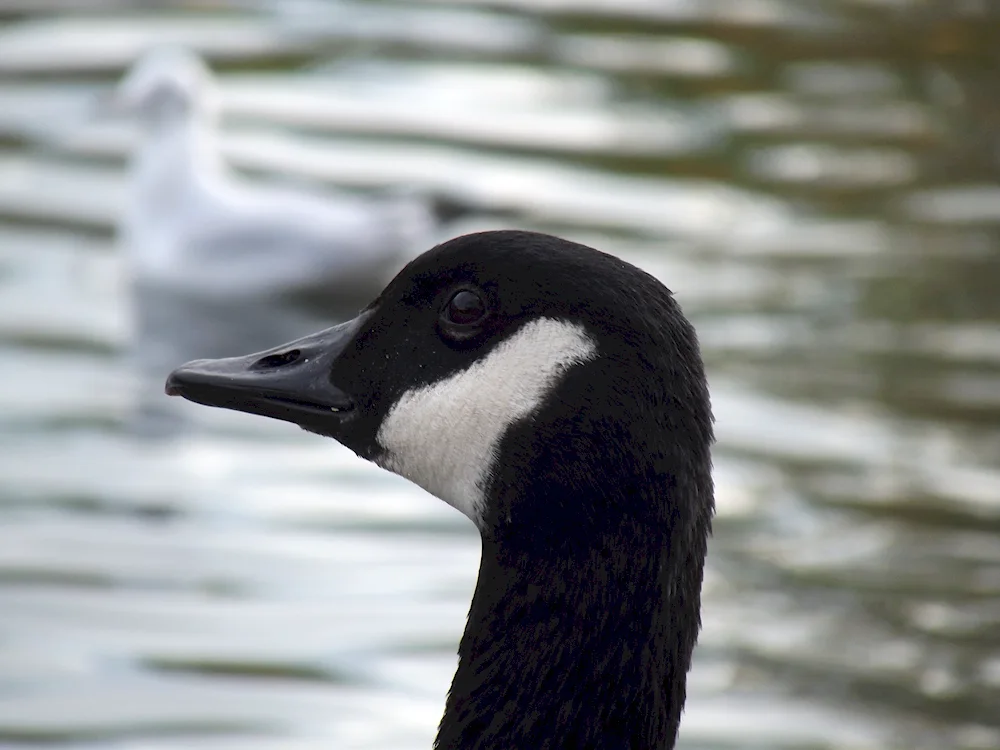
[[375, 317, 597, 526]]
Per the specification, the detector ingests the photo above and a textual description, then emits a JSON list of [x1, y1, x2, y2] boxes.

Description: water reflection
[[0, 1, 998, 748]]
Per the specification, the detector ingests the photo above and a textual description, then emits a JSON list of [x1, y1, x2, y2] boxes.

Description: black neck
[[434, 515, 704, 750], [434, 331, 713, 750]]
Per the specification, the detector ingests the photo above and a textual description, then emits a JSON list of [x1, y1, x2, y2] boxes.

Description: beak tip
[[164, 380, 180, 398], [164, 367, 191, 398]]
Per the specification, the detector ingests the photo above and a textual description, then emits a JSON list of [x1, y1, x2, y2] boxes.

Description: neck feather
[[136, 113, 223, 191], [434, 317, 713, 750], [435, 505, 706, 750]]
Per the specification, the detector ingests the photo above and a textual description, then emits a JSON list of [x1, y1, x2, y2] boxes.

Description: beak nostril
[[252, 349, 302, 370]]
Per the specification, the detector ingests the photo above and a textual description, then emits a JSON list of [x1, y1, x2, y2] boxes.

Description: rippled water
[[1, 1, 999, 748]]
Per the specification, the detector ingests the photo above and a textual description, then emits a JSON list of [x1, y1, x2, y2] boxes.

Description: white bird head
[[111, 46, 218, 126]]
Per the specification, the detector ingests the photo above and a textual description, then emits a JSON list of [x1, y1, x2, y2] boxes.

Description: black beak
[[164, 310, 371, 430], [91, 88, 127, 119]]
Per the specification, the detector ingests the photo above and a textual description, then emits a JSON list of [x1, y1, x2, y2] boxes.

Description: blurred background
[[1, 0, 999, 748]]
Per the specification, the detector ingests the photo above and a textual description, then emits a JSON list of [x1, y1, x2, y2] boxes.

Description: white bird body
[[117, 49, 433, 298], [112, 47, 439, 433]]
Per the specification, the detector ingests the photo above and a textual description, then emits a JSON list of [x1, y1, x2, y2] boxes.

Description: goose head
[[109, 46, 218, 127], [166, 230, 714, 749]]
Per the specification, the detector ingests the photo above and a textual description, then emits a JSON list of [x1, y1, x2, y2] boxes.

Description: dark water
[[0, 1, 998, 748]]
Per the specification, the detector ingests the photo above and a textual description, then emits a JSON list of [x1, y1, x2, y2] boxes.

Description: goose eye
[[445, 290, 486, 326]]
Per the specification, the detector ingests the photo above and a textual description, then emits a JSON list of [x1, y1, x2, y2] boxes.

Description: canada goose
[[166, 230, 714, 749]]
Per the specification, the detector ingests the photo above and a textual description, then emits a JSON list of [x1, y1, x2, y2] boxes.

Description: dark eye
[[445, 289, 486, 326]]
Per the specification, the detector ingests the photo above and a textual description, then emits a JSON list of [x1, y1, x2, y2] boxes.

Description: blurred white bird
[[107, 47, 448, 434]]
